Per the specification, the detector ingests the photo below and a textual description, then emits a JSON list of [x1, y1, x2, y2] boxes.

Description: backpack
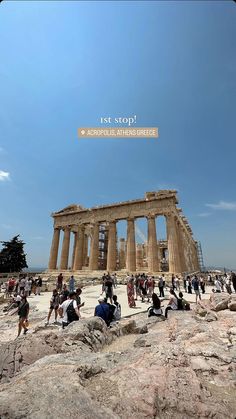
[[113, 303, 121, 321], [66, 300, 78, 323]]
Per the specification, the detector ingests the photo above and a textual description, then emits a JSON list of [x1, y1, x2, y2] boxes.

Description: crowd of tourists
[[3, 274, 43, 298], [125, 273, 190, 318], [2, 270, 236, 339], [45, 272, 121, 329], [1, 274, 43, 337]]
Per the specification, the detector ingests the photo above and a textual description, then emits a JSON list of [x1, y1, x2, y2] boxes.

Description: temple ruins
[[47, 191, 200, 275]]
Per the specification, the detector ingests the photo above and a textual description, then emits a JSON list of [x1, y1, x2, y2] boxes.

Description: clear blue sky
[[0, 1, 235, 269]]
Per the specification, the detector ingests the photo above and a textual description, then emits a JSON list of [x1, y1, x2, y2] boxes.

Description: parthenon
[[48, 190, 200, 275]]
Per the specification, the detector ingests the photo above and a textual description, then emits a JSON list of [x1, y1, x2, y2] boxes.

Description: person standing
[[69, 275, 75, 292], [171, 274, 175, 290], [60, 283, 69, 303], [31, 278, 37, 295], [75, 288, 85, 310], [174, 276, 180, 291], [231, 271, 236, 293], [17, 295, 29, 337], [147, 276, 154, 303], [192, 275, 201, 303], [28, 277, 32, 296], [19, 276, 26, 296], [225, 275, 232, 294], [24, 278, 31, 297], [214, 277, 222, 293], [200, 276, 205, 294], [127, 277, 136, 308], [105, 275, 113, 303], [58, 291, 80, 328], [112, 295, 121, 321], [187, 276, 192, 294], [36, 276, 42, 295], [183, 275, 187, 292], [158, 275, 165, 297], [57, 273, 63, 292], [45, 289, 60, 325]]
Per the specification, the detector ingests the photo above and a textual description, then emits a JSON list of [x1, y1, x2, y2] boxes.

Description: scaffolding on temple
[[197, 241, 205, 272]]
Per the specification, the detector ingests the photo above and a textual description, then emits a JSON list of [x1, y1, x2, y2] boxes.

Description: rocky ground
[[0, 292, 235, 418]]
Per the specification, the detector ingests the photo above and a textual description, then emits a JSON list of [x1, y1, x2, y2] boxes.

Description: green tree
[[0, 235, 28, 273]]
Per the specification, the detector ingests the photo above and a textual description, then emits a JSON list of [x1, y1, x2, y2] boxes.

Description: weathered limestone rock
[[0, 309, 235, 418], [0, 317, 109, 383], [204, 311, 218, 322], [228, 301, 236, 311], [210, 293, 231, 311]]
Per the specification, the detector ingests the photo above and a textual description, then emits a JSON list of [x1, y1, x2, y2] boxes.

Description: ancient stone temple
[[48, 191, 200, 275]]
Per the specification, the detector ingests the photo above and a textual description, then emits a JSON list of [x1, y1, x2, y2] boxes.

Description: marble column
[[147, 216, 160, 272], [89, 223, 99, 270], [107, 221, 117, 271], [176, 222, 187, 273], [83, 234, 88, 266], [60, 227, 71, 270], [166, 214, 181, 273], [192, 241, 200, 271], [184, 233, 192, 272], [119, 238, 126, 269], [126, 218, 136, 271], [136, 244, 143, 269], [74, 226, 85, 270], [48, 228, 60, 270], [71, 232, 77, 270]]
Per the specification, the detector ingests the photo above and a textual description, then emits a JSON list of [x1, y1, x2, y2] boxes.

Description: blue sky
[[0, 1, 236, 269]]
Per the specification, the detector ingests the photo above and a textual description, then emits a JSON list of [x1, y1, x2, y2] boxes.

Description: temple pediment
[[54, 204, 85, 214]]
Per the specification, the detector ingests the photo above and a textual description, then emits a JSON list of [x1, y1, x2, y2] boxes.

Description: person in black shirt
[[17, 295, 29, 337], [60, 284, 69, 303]]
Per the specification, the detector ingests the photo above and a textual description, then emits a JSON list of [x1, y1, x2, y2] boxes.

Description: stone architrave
[[107, 221, 117, 272], [89, 223, 99, 270], [60, 227, 71, 270], [166, 214, 181, 273], [48, 228, 60, 270], [126, 218, 136, 272], [147, 216, 159, 272], [74, 226, 85, 270]]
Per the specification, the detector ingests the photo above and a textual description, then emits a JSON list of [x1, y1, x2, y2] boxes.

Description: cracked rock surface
[[0, 301, 235, 418]]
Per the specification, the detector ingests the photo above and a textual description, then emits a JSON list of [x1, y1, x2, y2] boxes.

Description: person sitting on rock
[[178, 292, 190, 310], [148, 293, 163, 317], [165, 289, 178, 318], [94, 296, 110, 326]]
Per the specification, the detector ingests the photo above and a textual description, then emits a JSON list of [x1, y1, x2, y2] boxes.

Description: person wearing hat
[[94, 296, 110, 326]]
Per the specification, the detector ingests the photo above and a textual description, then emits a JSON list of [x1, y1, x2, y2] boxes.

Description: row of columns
[[48, 214, 199, 273]]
